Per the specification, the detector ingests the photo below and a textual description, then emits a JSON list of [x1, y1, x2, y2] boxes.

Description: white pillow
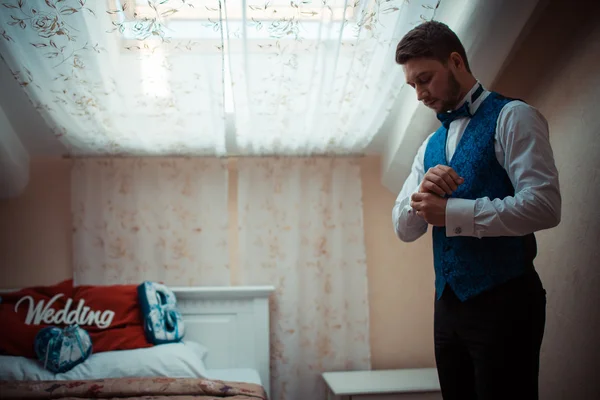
[[0, 356, 53, 381], [0, 340, 209, 381]]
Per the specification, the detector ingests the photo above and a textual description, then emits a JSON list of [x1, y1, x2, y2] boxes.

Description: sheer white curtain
[[0, 0, 226, 156], [226, 0, 440, 155], [71, 158, 230, 286], [237, 157, 370, 400], [0, 0, 438, 156]]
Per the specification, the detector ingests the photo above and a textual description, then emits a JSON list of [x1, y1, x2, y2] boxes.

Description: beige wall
[[361, 156, 436, 370], [0, 158, 72, 287], [491, 0, 600, 398]]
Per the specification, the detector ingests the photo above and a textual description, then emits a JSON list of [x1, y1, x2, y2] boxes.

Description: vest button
[[454, 226, 462, 235]]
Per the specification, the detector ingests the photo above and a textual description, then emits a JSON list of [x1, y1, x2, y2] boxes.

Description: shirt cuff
[[446, 198, 475, 237]]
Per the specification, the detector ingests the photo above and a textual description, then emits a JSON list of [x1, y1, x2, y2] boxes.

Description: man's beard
[[439, 71, 462, 112]]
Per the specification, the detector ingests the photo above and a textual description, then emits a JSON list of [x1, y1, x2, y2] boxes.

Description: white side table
[[322, 368, 441, 400]]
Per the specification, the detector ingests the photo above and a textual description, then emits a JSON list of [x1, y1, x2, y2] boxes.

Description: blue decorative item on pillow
[[137, 281, 185, 344], [34, 325, 93, 373]]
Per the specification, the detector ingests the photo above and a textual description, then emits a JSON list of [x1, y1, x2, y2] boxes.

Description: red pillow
[[0, 280, 153, 359], [0, 279, 74, 358], [72, 283, 153, 353]]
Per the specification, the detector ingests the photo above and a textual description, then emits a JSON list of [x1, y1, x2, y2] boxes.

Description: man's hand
[[410, 192, 448, 226], [419, 165, 464, 196]]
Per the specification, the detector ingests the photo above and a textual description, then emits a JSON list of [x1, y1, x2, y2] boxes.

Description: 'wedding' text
[[15, 294, 114, 329]]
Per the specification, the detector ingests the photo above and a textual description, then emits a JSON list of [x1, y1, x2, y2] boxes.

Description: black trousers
[[434, 269, 546, 400]]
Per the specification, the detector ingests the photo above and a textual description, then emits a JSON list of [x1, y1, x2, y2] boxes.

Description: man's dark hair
[[396, 21, 471, 73]]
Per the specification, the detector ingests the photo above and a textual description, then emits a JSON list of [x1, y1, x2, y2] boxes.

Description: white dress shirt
[[392, 82, 561, 242]]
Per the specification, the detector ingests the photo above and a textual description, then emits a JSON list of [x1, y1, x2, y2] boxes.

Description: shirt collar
[[453, 81, 488, 115]]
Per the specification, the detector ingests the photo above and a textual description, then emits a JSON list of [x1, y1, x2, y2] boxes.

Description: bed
[[0, 284, 275, 399]]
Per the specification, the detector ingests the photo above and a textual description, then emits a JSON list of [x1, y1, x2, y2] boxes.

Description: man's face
[[402, 57, 461, 113]]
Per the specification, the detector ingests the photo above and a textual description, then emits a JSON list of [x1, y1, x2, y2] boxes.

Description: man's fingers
[[411, 193, 432, 221], [411, 192, 428, 202], [421, 181, 446, 197], [428, 170, 454, 194], [410, 199, 422, 210], [411, 192, 433, 213], [436, 165, 464, 185]]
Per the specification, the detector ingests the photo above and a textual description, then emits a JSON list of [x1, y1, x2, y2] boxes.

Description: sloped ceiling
[[0, 0, 544, 198], [0, 106, 29, 198], [0, 56, 66, 198], [0, 55, 66, 157]]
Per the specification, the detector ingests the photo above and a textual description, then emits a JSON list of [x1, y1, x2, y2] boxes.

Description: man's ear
[[449, 52, 464, 71]]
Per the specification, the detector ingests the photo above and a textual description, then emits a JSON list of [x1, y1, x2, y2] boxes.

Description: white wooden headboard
[[171, 285, 275, 397]]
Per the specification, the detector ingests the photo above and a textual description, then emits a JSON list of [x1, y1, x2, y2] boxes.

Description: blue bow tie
[[437, 102, 472, 129], [436, 83, 484, 129]]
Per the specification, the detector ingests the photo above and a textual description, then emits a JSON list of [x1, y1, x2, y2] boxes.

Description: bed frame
[[1, 285, 275, 398], [170, 285, 274, 397]]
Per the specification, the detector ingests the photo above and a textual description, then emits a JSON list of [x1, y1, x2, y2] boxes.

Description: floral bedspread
[[0, 377, 267, 399]]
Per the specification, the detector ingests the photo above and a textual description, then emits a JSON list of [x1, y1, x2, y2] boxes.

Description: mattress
[[204, 368, 262, 386]]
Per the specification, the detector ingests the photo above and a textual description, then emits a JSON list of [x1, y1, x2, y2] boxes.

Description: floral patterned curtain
[[237, 157, 370, 400], [0, 0, 439, 155], [226, 0, 440, 155], [71, 158, 230, 286], [0, 0, 227, 156]]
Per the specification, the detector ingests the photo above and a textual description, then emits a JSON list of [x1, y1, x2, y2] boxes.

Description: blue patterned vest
[[424, 92, 537, 301]]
